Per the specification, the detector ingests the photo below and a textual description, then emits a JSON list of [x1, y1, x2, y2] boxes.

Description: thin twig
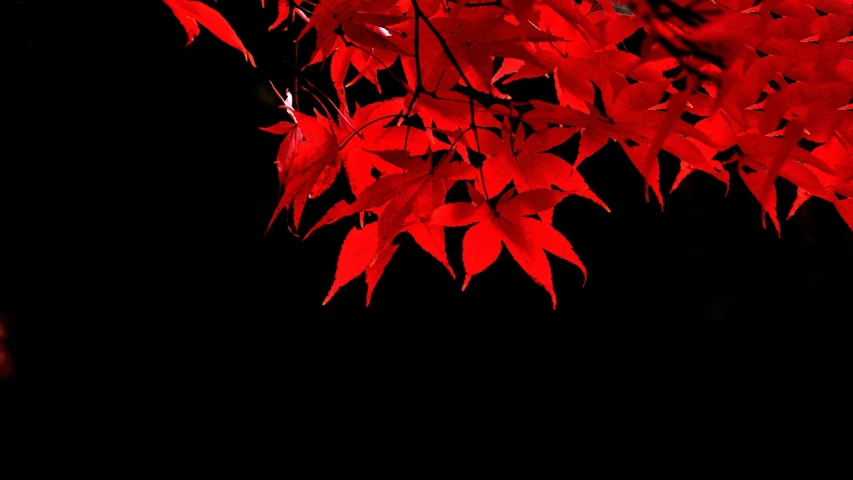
[[337, 114, 401, 149]]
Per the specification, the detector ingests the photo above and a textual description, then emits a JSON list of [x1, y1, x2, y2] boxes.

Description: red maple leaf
[[403, 3, 563, 96], [336, 98, 446, 196], [431, 186, 586, 309], [266, 110, 340, 232], [304, 148, 476, 304], [297, 0, 409, 66], [474, 122, 609, 223], [322, 222, 398, 306], [163, 0, 255, 66], [524, 81, 718, 206], [266, 0, 296, 31]]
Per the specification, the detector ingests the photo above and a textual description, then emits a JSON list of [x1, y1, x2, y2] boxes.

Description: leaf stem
[[303, 78, 360, 133], [337, 114, 400, 149]]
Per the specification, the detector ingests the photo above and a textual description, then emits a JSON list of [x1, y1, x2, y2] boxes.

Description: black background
[[2, 1, 851, 407]]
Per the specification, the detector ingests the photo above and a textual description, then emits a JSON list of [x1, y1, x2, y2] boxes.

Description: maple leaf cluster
[[165, 0, 853, 308]]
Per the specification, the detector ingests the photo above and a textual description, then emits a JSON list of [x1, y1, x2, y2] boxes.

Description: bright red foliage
[[165, 0, 853, 308]]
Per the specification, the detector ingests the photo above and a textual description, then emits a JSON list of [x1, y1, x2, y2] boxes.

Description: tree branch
[[411, 0, 482, 155]]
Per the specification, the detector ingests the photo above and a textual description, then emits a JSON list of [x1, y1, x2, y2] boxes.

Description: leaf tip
[[322, 286, 339, 306]]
